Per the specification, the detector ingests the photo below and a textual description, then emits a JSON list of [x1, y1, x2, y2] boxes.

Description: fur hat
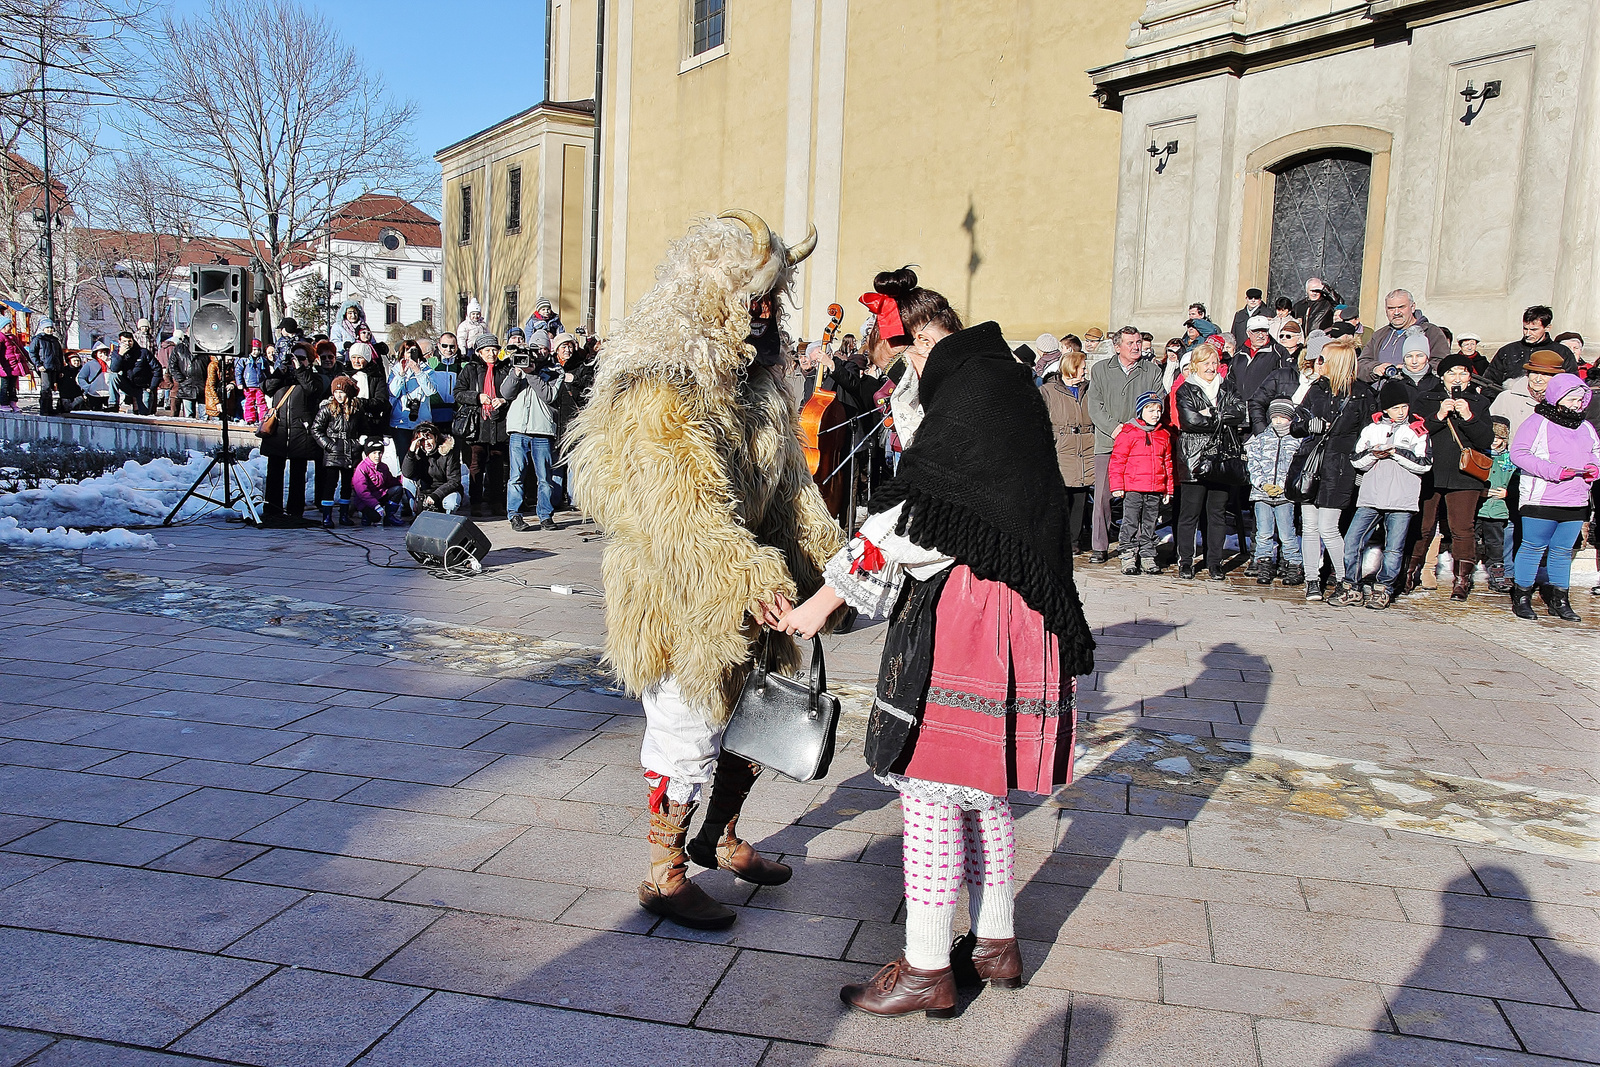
[[1490, 415, 1511, 435], [1268, 398, 1296, 421], [1378, 379, 1410, 410], [1437, 354, 1473, 377]]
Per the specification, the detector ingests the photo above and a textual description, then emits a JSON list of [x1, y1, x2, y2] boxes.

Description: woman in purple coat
[[1508, 373, 1600, 621]]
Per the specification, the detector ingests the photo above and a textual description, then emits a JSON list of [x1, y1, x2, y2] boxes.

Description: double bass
[[798, 303, 849, 525]]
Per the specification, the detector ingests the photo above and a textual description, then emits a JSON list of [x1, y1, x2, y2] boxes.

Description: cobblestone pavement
[[0, 519, 1595, 1066]]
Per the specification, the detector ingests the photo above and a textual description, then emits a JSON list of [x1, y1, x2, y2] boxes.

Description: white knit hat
[[1035, 333, 1061, 354]]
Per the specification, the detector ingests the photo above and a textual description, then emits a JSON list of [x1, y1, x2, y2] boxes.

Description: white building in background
[[287, 194, 443, 333]]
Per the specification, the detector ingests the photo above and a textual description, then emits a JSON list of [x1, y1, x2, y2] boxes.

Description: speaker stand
[[163, 407, 261, 526]]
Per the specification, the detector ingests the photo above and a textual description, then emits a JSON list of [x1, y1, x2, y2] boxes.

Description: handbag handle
[[751, 633, 829, 714]]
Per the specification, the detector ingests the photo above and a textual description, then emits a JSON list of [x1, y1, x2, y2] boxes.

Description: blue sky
[[169, 0, 548, 161]]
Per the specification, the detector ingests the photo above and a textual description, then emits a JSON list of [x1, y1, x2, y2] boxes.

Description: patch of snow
[[0, 449, 308, 530], [0, 516, 157, 550], [1369, 778, 1436, 806]]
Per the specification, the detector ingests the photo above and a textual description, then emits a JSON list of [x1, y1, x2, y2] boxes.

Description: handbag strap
[[272, 385, 296, 414], [1445, 413, 1467, 451], [750, 632, 828, 702]]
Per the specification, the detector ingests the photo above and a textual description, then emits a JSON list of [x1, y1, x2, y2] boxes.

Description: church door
[[1267, 150, 1371, 309]]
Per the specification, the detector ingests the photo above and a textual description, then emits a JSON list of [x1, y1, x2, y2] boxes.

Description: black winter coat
[[1398, 371, 1445, 412], [1248, 363, 1313, 434], [168, 344, 207, 401], [1174, 375, 1247, 484], [1486, 338, 1577, 388], [313, 399, 363, 469], [258, 367, 326, 461], [401, 433, 464, 502], [1291, 378, 1375, 508], [553, 354, 596, 439], [453, 360, 520, 445], [1421, 390, 1494, 491]]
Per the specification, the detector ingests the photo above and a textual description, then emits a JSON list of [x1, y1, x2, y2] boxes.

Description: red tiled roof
[[5, 153, 72, 216], [78, 229, 313, 272], [328, 193, 441, 248]]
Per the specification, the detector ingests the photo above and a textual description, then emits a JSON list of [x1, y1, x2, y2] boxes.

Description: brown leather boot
[[686, 752, 792, 886], [950, 931, 1024, 989], [840, 957, 957, 1018], [638, 799, 737, 930], [1450, 559, 1474, 601]]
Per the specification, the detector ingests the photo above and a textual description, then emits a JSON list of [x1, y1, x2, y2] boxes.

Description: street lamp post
[[38, 24, 59, 328]]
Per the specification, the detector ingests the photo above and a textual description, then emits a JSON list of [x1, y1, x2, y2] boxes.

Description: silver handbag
[[722, 634, 841, 783]]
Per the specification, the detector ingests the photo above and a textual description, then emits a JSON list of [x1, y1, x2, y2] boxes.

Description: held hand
[[1162, 494, 1172, 504], [756, 593, 793, 630], [1558, 468, 1581, 481], [1437, 404, 1453, 422], [773, 586, 845, 640], [1490, 487, 1507, 499], [1584, 465, 1600, 482]]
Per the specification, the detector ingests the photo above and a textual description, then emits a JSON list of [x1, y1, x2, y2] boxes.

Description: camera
[[511, 350, 533, 368], [405, 396, 422, 420], [1382, 365, 1403, 380]]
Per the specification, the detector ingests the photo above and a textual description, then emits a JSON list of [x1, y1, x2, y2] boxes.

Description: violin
[[798, 303, 849, 523]]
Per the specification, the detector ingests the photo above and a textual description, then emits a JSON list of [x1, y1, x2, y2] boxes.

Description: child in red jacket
[[1109, 391, 1175, 575]]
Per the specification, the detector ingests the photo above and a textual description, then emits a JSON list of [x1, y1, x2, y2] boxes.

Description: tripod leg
[[163, 458, 221, 526]]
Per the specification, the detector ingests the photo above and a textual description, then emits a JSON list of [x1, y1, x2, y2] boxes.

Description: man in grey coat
[[1086, 326, 1165, 563]]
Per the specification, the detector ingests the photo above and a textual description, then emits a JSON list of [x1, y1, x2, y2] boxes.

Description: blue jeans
[[1343, 506, 1411, 590], [507, 433, 554, 521], [1514, 517, 1582, 588], [1253, 500, 1302, 564]]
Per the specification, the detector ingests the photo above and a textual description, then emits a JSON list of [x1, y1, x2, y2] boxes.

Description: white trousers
[[640, 676, 724, 804]]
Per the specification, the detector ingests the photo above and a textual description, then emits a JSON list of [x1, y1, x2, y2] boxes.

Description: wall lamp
[[1460, 79, 1500, 126], [1147, 138, 1180, 173]]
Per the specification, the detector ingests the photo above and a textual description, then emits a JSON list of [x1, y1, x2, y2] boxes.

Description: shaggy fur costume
[[565, 217, 845, 725]]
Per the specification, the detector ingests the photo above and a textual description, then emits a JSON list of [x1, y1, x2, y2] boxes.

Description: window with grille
[[504, 287, 519, 329], [349, 262, 361, 277], [422, 269, 433, 283], [460, 185, 473, 244], [385, 266, 398, 280], [507, 166, 522, 233], [421, 301, 434, 325], [384, 299, 399, 325], [89, 301, 105, 321], [458, 293, 469, 321], [691, 0, 725, 55]]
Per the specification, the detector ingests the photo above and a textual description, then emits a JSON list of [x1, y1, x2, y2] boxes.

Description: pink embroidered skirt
[[900, 565, 1077, 798]]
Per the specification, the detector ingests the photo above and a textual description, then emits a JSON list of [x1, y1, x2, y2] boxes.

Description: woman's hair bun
[[874, 266, 918, 299]]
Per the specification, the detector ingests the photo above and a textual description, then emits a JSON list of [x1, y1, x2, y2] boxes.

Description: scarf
[[1192, 371, 1223, 406], [870, 321, 1095, 675], [1533, 401, 1586, 430], [483, 359, 498, 401]]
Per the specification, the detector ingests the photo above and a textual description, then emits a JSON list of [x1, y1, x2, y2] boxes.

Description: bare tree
[[77, 151, 197, 339], [126, 0, 429, 322], [0, 1, 148, 107]]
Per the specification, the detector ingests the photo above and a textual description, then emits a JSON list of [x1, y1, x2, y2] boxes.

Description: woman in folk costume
[[564, 211, 845, 931], [778, 269, 1096, 1018]]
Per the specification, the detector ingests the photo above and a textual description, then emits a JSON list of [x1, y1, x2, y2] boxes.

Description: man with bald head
[[1357, 289, 1449, 380], [1292, 277, 1338, 337]]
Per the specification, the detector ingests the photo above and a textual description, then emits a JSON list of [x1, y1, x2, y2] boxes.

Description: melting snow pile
[[0, 517, 158, 550], [0, 450, 277, 535]]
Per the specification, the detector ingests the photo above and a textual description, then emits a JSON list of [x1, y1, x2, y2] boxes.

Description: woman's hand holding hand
[[756, 593, 792, 630], [773, 586, 845, 640]]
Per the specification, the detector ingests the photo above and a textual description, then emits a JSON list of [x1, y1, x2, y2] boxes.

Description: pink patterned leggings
[[900, 793, 1016, 967]]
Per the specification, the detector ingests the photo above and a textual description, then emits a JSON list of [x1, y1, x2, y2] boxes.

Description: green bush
[[0, 440, 189, 494]]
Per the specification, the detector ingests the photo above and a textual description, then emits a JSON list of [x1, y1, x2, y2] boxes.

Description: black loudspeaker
[[405, 511, 492, 568], [190, 265, 252, 357]]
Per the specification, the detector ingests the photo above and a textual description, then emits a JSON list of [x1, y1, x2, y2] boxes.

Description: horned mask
[[718, 209, 818, 297]]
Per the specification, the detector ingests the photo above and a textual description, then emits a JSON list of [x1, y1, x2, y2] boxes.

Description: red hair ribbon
[[861, 293, 905, 341]]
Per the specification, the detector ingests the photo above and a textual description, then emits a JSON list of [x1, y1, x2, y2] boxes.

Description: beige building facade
[[438, 2, 1141, 342], [1090, 0, 1599, 350], [435, 101, 595, 337]]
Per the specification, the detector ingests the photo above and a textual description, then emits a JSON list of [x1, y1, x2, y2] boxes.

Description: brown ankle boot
[[840, 957, 957, 1018], [638, 799, 736, 930], [685, 753, 792, 886], [1450, 559, 1474, 601], [950, 931, 1024, 989]]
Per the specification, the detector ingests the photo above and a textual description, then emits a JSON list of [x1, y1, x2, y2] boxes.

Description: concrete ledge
[[0, 410, 245, 456]]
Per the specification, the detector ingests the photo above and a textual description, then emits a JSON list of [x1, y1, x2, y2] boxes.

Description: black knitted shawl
[[871, 321, 1096, 675]]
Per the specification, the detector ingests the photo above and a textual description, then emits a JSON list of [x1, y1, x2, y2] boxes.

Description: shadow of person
[[1330, 866, 1600, 1064]]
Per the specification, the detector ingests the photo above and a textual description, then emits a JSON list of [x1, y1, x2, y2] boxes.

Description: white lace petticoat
[[879, 772, 1011, 812]]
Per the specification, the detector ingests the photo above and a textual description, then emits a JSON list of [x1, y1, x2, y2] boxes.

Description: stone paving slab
[[0, 530, 1595, 1065]]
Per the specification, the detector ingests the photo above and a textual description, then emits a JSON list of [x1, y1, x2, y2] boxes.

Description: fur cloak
[[565, 216, 845, 725]]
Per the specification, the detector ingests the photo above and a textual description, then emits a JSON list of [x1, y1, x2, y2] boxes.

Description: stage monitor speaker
[[406, 511, 492, 569], [190, 264, 252, 357]]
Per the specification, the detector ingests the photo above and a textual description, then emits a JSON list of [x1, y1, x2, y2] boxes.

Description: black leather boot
[[1510, 585, 1537, 620], [1546, 587, 1581, 622], [686, 752, 791, 886]]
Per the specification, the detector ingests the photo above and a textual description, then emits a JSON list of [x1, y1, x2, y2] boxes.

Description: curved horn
[[718, 209, 772, 266], [786, 224, 818, 266]]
